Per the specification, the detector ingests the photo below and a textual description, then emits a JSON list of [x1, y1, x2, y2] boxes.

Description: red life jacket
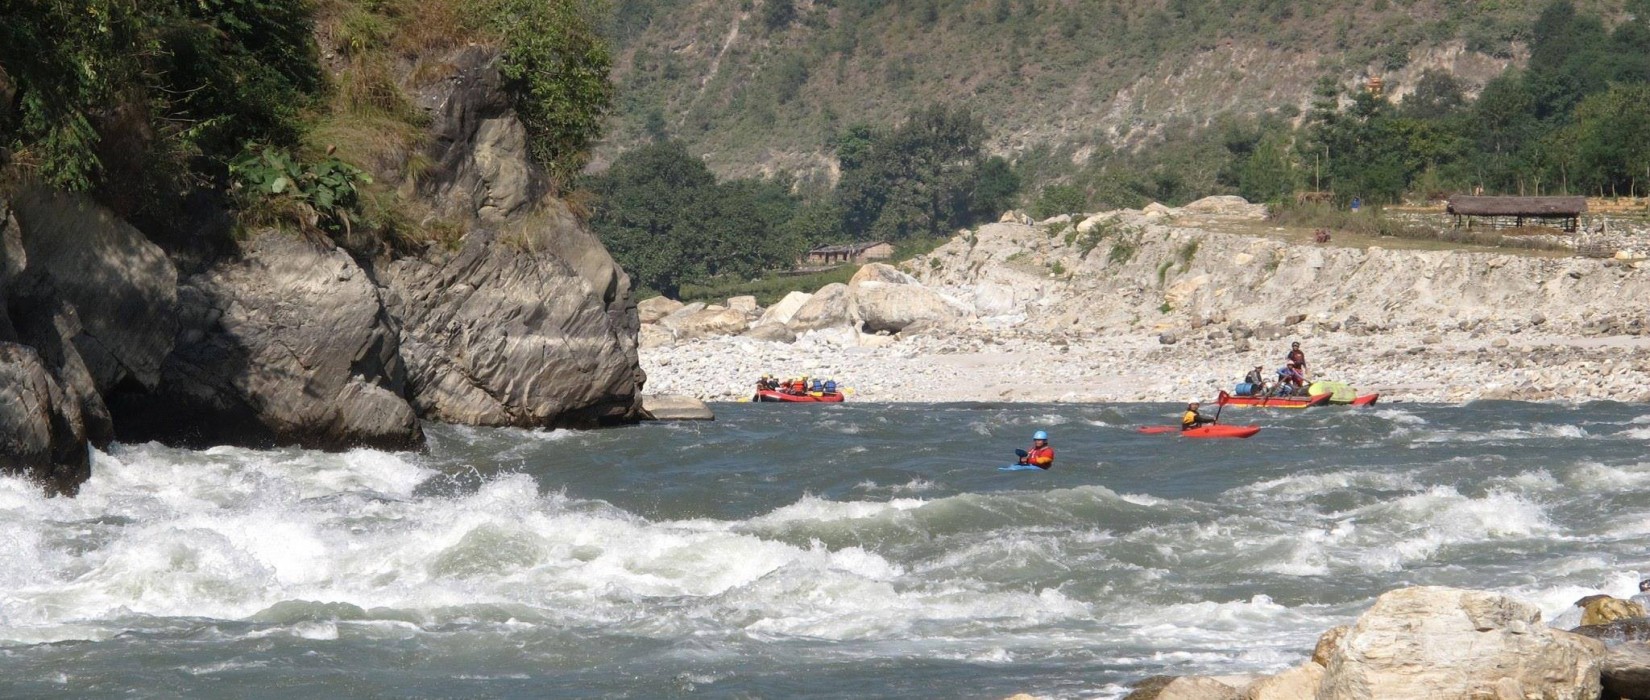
[[1026, 445, 1054, 468]]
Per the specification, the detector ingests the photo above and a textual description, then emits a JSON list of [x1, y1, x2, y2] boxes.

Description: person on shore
[[1633, 579, 1650, 610], [1182, 402, 1217, 431], [1286, 342, 1309, 380], [1018, 431, 1054, 469], [1243, 365, 1267, 395]]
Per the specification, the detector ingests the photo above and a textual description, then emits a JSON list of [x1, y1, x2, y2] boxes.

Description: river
[[2, 401, 1647, 698]]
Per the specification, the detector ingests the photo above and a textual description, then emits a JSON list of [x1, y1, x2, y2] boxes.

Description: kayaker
[[1633, 579, 1650, 610], [1181, 402, 1217, 431], [1018, 430, 1054, 470], [1286, 342, 1309, 379]]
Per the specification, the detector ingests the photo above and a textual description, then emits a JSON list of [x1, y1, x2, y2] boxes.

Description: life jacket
[[1182, 410, 1200, 428], [1025, 445, 1054, 468]]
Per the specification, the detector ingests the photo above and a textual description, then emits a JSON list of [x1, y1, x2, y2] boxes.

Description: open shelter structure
[[1446, 196, 1586, 232]]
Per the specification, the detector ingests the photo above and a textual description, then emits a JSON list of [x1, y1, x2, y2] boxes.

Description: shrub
[[231, 145, 373, 238], [490, 0, 615, 189]]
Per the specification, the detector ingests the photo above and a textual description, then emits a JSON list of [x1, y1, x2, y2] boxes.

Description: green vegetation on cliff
[[0, 0, 615, 249]]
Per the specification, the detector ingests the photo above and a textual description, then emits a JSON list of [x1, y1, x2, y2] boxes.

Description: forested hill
[[601, 0, 1624, 192]]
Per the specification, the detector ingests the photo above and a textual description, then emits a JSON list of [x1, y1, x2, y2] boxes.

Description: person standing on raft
[[1017, 431, 1055, 470], [1182, 402, 1217, 431]]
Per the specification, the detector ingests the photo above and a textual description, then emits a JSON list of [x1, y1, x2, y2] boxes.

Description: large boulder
[[1601, 642, 1650, 700], [1179, 195, 1266, 219], [756, 290, 811, 327], [112, 233, 422, 450], [1241, 663, 1323, 700], [1573, 617, 1650, 644], [640, 394, 714, 421], [672, 306, 749, 340], [726, 295, 759, 317], [0, 343, 90, 494], [382, 211, 643, 429], [743, 322, 797, 343], [1318, 587, 1605, 700], [8, 190, 177, 394], [639, 324, 675, 349], [852, 281, 964, 334], [637, 296, 685, 324], [656, 302, 708, 333], [788, 283, 853, 332], [1579, 595, 1647, 626], [850, 262, 918, 285]]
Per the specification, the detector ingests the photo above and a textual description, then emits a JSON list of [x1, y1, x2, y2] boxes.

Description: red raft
[[1136, 424, 1262, 439], [754, 389, 845, 403], [1215, 391, 1333, 409]]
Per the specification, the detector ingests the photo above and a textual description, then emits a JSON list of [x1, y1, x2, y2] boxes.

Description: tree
[[586, 141, 716, 297], [1571, 84, 1650, 196], [492, 0, 615, 189], [833, 104, 992, 241], [1401, 70, 1466, 120], [587, 141, 809, 297]]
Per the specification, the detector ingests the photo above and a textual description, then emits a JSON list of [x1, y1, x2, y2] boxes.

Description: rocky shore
[[640, 197, 1650, 405], [0, 48, 644, 494], [1079, 585, 1650, 700]]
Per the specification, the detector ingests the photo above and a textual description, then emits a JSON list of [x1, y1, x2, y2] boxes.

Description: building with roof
[[1446, 196, 1586, 232], [804, 241, 894, 266]]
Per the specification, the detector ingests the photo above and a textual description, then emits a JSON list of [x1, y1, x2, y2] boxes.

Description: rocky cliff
[[0, 46, 644, 494]]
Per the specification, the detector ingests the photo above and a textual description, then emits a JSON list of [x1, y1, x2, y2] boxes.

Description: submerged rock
[[640, 394, 714, 421]]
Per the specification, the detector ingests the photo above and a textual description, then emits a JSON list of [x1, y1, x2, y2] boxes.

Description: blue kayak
[[998, 464, 1045, 472]]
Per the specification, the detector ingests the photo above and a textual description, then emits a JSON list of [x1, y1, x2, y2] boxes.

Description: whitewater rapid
[[2, 402, 1648, 698]]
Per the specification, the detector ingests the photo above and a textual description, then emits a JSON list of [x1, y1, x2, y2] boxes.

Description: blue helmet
[[1033, 430, 1049, 441]]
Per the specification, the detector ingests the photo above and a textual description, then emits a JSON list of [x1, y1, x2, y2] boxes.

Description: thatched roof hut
[[1446, 196, 1586, 232], [1446, 196, 1586, 216]]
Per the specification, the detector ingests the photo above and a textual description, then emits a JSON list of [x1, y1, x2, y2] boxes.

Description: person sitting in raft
[[823, 379, 838, 395], [1276, 365, 1306, 395], [1242, 365, 1267, 396], [757, 374, 778, 392], [1018, 430, 1055, 470], [1286, 341, 1309, 380], [1182, 402, 1217, 431]]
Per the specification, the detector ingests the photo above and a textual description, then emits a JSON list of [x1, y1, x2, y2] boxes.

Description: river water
[[2, 401, 1648, 698]]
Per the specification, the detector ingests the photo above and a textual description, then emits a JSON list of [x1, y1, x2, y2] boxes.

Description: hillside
[[601, 0, 1626, 189]]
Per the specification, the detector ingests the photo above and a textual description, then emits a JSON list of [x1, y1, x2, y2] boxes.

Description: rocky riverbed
[[641, 197, 1650, 405]]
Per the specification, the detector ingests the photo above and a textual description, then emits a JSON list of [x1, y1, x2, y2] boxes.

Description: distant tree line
[[586, 104, 1018, 297], [1232, 0, 1650, 205]]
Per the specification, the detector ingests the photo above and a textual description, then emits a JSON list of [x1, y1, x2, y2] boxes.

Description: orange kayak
[[1136, 424, 1262, 439]]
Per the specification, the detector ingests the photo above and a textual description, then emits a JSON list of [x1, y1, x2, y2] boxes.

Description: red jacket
[[1025, 445, 1054, 469]]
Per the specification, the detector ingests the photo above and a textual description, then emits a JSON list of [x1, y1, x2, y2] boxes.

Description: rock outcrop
[[640, 394, 714, 421], [112, 233, 422, 451], [756, 290, 811, 326], [8, 191, 177, 395], [0, 343, 91, 493], [0, 44, 649, 493], [382, 211, 642, 429], [788, 282, 853, 332], [1601, 642, 1650, 700], [1317, 586, 1604, 700]]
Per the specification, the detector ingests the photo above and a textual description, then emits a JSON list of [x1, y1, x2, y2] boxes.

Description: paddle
[[1015, 449, 1027, 457], [1212, 394, 1226, 426]]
